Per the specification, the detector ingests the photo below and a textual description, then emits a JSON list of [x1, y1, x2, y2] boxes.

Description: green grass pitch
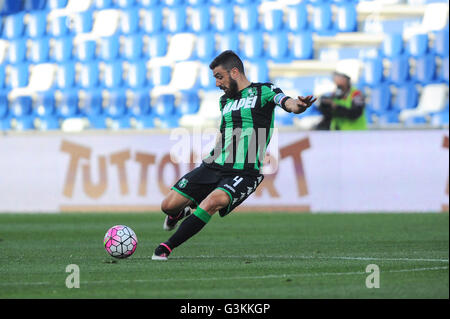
[[0, 212, 448, 299]]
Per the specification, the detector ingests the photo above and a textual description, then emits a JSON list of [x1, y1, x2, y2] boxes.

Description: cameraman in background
[[315, 71, 367, 130]]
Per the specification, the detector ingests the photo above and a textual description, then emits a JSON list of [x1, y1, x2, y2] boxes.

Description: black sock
[[165, 214, 207, 250]]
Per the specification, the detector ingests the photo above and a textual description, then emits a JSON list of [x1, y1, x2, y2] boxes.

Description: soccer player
[[152, 50, 316, 260]]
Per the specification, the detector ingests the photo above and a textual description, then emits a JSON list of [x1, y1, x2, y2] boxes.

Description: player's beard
[[222, 78, 239, 98]]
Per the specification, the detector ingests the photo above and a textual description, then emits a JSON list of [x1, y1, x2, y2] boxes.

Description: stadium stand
[[0, 0, 448, 131]]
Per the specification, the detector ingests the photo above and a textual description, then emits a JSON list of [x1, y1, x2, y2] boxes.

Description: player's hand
[[297, 95, 317, 108]]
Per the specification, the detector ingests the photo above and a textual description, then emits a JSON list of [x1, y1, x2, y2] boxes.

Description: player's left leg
[[152, 189, 230, 260]]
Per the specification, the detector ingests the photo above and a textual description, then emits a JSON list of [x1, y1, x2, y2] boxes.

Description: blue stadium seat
[[116, 0, 137, 8], [213, 5, 235, 32], [412, 53, 437, 84], [26, 11, 47, 38], [80, 89, 103, 116], [0, 67, 4, 90], [267, 32, 290, 62], [274, 106, 294, 126], [104, 91, 127, 118], [163, 0, 185, 6], [430, 108, 449, 126], [387, 55, 410, 85], [120, 8, 140, 34], [7, 38, 27, 64], [108, 116, 132, 130], [247, 59, 269, 83], [23, 0, 46, 11], [374, 109, 400, 125], [407, 33, 429, 57], [71, 10, 94, 34], [441, 56, 449, 83], [432, 29, 449, 57], [132, 115, 155, 129], [366, 83, 391, 114], [77, 62, 100, 88], [153, 94, 176, 117], [150, 65, 172, 86], [237, 4, 260, 32], [158, 115, 179, 128], [3, 12, 26, 39], [122, 34, 144, 60], [125, 60, 149, 89], [311, 3, 333, 34], [198, 63, 216, 89], [46, 0, 67, 9], [195, 32, 216, 61], [102, 61, 124, 89], [0, 94, 8, 119], [99, 35, 120, 61], [56, 62, 76, 89], [128, 90, 151, 116], [286, 3, 308, 32], [362, 58, 384, 86], [75, 39, 97, 61], [7, 64, 29, 88], [88, 114, 107, 129], [217, 32, 240, 55], [187, 0, 206, 5], [0, 118, 12, 131], [166, 6, 188, 33], [10, 96, 33, 117], [403, 114, 427, 125], [28, 37, 50, 63], [141, 7, 164, 34], [93, 0, 114, 9], [12, 116, 35, 131], [177, 91, 199, 115], [33, 92, 56, 117], [36, 116, 60, 130], [291, 32, 313, 60], [242, 31, 264, 60], [48, 16, 70, 37], [391, 82, 418, 111], [335, 3, 357, 32], [146, 33, 168, 58], [263, 8, 284, 32], [190, 6, 211, 32], [382, 33, 404, 58], [56, 90, 79, 118]]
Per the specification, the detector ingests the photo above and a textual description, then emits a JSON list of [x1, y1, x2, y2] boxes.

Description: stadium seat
[[190, 6, 211, 32], [362, 58, 384, 86], [33, 92, 56, 117], [386, 55, 410, 85], [124, 60, 149, 89], [156, 115, 180, 128], [77, 62, 100, 88], [195, 32, 216, 61], [165, 33, 196, 61], [441, 56, 449, 83], [48, 15, 70, 37], [150, 64, 172, 86], [407, 33, 429, 57], [56, 62, 76, 89], [262, 8, 284, 32], [28, 37, 50, 63], [50, 37, 73, 62], [237, 4, 260, 32], [382, 32, 404, 58], [101, 61, 124, 89], [26, 11, 47, 38], [71, 10, 94, 34], [311, 3, 333, 34], [93, 0, 113, 9], [391, 82, 419, 111], [146, 33, 168, 58], [291, 32, 313, 60], [366, 83, 391, 114], [103, 90, 127, 118], [0, 94, 8, 119], [79, 89, 103, 116], [7, 64, 29, 88], [35, 116, 60, 130], [120, 8, 140, 34], [3, 12, 26, 39], [122, 34, 144, 61], [178, 90, 222, 127], [430, 108, 449, 126], [247, 59, 269, 83], [432, 29, 449, 57], [399, 83, 449, 122], [127, 90, 151, 116], [335, 3, 357, 32], [213, 5, 235, 32], [99, 35, 120, 61], [242, 32, 265, 60], [116, 0, 136, 8], [177, 91, 200, 115], [0, 41, 7, 65], [166, 6, 188, 33], [151, 61, 199, 96], [107, 116, 132, 130], [275, 106, 294, 126], [153, 94, 176, 117], [7, 39, 27, 64], [163, 0, 185, 6], [10, 96, 33, 117], [198, 63, 216, 89], [55, 90, 79, 118], [132, 115, 155, 129], [267, 32, 290, 62], [74, 39, 97, 61], [46, 0, 68, 9], [286, 3, 308, 32], [411, 54, 437, 84], [217, 32, 240, 55], [88, 114, 107, 129], [11, 116, 35, 131], [141, 7, 164, 34]]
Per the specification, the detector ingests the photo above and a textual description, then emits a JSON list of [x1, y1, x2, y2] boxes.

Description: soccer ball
[[103, 225, 138, 258]]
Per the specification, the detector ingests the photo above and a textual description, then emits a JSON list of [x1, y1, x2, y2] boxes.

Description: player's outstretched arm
[[283, 95, 317, 114]]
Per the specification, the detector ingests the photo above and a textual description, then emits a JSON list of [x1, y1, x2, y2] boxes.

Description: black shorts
[[171, 163, 264, 217]]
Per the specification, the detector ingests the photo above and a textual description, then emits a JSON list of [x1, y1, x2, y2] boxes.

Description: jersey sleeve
[[261, 83, 290, 109]]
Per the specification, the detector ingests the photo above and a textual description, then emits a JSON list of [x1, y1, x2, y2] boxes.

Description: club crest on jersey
[[222, 95, 258, 115]]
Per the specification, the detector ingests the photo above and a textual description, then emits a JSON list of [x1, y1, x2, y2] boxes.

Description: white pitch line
[[0, 266, 447, 287]]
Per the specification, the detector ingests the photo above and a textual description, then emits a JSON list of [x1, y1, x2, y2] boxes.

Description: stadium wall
[[0, 129, 448, 213]]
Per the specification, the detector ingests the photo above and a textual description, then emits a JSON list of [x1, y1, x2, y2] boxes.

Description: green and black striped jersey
[[203, 82, 289, 176]]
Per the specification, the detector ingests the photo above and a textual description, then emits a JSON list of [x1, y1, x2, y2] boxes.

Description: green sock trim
[[194, 207, 212, 224]]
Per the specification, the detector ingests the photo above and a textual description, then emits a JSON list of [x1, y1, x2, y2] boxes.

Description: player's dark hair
[[209, 50, 245, 74]]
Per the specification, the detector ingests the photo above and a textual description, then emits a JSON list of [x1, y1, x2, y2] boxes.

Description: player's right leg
[[161, 190, 193, 231]]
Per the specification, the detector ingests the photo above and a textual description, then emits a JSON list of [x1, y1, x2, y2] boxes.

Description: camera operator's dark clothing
[[317, 87, 367, 130]]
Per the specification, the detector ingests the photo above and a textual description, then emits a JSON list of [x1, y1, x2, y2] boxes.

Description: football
[[103, 225, 138, 258]]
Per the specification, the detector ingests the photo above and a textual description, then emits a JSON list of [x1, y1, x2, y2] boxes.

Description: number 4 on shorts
[[233, 176, 243, 187]]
